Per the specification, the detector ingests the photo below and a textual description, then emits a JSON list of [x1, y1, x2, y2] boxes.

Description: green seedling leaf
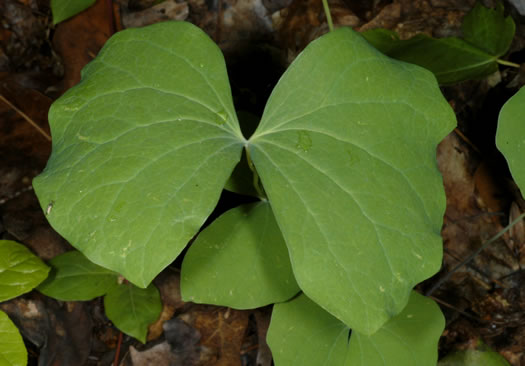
[[33, 21, 244, 288], [0, 310, 27, 366], [362, 29, 498, 85], [249, 27, 455, 334], [181, 202, 300, 308], [38, 250, 161, 342], [37, 251, 119, 301], [104, 282, 162, 343], [362, 2, 515, 84], [439, 342, 511, 366], [0, 240, 49, 302], [268, 294, 348, 365], [462, 1, 515, 57], [346, 291, 445, 365], [496, 87, 525, 191], [51, 0, 96, 24], [268, 291, 444, 366]]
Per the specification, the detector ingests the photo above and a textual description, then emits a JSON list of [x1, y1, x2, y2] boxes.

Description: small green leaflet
[[51, 0, 96, 24], [267, 291, 444, 366], [439, 342, 511, 366], [461, 1, 515, 57], [346, 292, 444, 365], [0, 240, 49, 302], [496, 87, 525, 191], [37, 250, 161, 343], [0, 310, 27, 366], [37, 251, 119, 300], [362, 1, 515, 84], [268, 294, 348, 366], [104, 282, 162, 343], [181, 202, 300, 308], [0, 241, 46, 366]]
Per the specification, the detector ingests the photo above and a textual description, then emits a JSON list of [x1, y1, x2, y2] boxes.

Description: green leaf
[[362, 2, 515, 85], [32, 21, 245, 288], [462, 1, 515, 57], [36, 250, 162, 343], [346, 291, 445, 366], [0, 310, 27, 366], [439, 351, 510, 366], [37, 251, 119, 301], [249, 27, 455, 334], [181, 202, 300, 308], [439, 343, 511, 366], [0, 240, 49, 302], [267, 292, 444, 366], [267, 294, 348, 366], [104, 282, 162, 343], [496, 87, 525, 192], [51, 0, 96, 24], [362, 30, 498, 85]]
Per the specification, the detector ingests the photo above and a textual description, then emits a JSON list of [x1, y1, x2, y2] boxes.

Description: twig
[[0, 94, 51, 141], [113, 331, 123, 366], [426, 212, 525, 296], [215, 0, 223, 43], [428, 295, 484, 323]]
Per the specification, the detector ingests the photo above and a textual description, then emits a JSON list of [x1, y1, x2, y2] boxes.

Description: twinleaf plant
[[0, 240, 50, 366], [37, 251, 162, 342], [33, 21, 455, 363], [363, 1, 517, 84]]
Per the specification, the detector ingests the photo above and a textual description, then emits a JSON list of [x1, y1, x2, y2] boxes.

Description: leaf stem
[[0, 94, 51, 141], [322, 0, 334, 32], [245, 147, 267, 200], [426, 211, 525, 296], [497, 59, 520, 68]]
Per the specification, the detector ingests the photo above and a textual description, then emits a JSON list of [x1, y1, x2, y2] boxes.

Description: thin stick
[[428, 295, 484, 323], [113, 331, 123, 366], [426, 212, 525, 296], [216, 0, 223, 43], [0, 94, 51, 141], [321, 0, 334, 32]]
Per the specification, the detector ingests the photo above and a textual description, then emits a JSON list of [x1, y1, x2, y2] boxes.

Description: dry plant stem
[[215, 0, 223, 43], [113, 331, 123, 366], [0, 94, 51, 141], [428, 295, 484, 323], [426, 212, 525, 296], [443, 248, 504, 288], [454, 128, 481, 154], [322, 0, 334, 32]]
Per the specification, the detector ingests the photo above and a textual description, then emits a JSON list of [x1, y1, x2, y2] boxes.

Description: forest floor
[[1, 0, 525, 365]]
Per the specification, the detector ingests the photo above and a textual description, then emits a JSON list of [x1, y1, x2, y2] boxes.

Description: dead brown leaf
[[52, 0, 113, 91]]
